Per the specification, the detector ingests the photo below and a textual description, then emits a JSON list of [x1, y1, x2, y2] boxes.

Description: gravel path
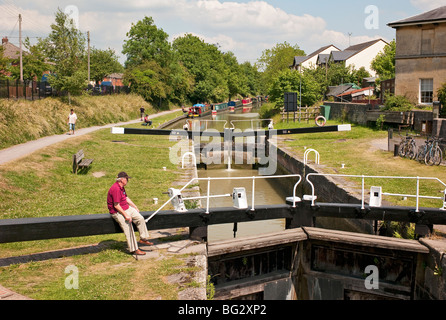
[[0, 109, 180, 166]]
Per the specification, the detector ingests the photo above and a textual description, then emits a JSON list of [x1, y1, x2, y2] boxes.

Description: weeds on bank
[[0, 94, 155, 150]]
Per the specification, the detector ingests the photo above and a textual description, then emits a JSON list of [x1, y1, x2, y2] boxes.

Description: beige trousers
[[111, 207, 150, 252]]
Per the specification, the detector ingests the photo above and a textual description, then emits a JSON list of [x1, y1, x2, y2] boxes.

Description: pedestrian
[[67, 109, 77, 135], [142, 114, 152, 126], [107, 172, 153, 256], [140, 107, 145, 121]]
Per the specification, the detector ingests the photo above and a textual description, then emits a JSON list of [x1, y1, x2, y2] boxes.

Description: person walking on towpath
[[67, 109, 78, 135], [107, 172, 153, 256], [140, 107, 145, 121]]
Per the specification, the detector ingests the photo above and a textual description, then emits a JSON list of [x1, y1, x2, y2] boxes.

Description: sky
[[0, 0, 444, 65]]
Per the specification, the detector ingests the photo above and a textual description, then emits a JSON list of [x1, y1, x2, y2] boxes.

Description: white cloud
[[410, 0, 445, 11], [1, 0, 392, 64], [0, 4, 52, 37]]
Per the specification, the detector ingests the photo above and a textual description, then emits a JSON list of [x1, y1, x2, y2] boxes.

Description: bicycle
[[398, 135, 417, 160], [416, 139, 430, 163], [425, 137, 443, 166]]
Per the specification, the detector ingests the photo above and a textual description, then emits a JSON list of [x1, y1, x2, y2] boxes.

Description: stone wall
[[272, 141, 374, 234], [433, 118, 446, 138], [323, 102, 446, 139], [271, 143, 446, 299], [323, 102, 371, 125]]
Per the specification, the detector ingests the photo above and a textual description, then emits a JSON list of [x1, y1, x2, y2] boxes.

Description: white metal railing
[[145, 174, 302, 222], [185, 119, 229, 131], [306, 173, 446, 212], [229, 119, 273, 130], [304, 149, 320, 165], [181, 152, 197, 168]]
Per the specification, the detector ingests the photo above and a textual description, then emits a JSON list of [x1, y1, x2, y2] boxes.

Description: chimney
[[2, 37, 8, 44]]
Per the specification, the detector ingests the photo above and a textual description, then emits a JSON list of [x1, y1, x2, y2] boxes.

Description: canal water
[[165, 103, 292, 243]]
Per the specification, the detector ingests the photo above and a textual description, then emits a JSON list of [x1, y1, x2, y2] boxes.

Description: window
[[420, 79, 433, 104]]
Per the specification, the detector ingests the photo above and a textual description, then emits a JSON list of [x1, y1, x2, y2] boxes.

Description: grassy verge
[[0, 110, 199, 300], [0, 249, 198, 300], [0, 94, 157, 150], [275, 119, 446, 210]]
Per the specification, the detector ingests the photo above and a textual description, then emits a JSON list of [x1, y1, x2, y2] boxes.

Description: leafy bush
[[268, 69, 322, 109], [382, 95, 413, 112], [438, 82, 446, 106], [258, 102, 280, 119]]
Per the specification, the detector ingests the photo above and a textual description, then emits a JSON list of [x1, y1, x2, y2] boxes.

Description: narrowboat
[[214, 102, 229, 112], [228, 100, 242, 112], [242, 98, 252, 106], [188, 104, 210, 118]]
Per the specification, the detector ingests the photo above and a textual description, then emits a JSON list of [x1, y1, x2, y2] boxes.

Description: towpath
[[0, 109, 180, 166]]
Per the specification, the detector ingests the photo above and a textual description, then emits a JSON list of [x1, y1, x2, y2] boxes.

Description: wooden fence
[[281, 106, 321, 123]]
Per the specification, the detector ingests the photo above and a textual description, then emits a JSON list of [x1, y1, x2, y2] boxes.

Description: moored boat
[[188, 104, 211, 118], [228, 100, 242, 113], [242, 98, 252, 106]]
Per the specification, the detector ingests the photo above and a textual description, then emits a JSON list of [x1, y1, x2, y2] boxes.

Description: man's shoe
[[132, 249, 146, 256], [138, 240, 154, 246]]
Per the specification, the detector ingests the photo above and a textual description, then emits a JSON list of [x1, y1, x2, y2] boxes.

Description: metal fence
[[0, 79, 131, 100]]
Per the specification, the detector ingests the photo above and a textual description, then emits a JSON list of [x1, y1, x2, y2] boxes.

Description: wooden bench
[[72, 149, 93, 174]]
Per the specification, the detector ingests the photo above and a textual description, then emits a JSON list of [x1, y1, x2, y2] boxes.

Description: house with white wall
[[291, 45, 340, 71], [292, 39, 388, 77], [329, 39, 388, 76]]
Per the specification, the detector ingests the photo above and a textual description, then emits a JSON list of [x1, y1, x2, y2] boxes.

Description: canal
[[165, 103, 295, 243]]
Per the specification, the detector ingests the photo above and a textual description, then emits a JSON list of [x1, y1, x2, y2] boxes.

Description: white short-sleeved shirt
[[68, 113, 77, 124]]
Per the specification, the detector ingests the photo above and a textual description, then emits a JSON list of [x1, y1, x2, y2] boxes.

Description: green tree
[[124, 60, 172, 107], [0, 46, 11, 78], [352, 67, 372, 87], [223, 52, 249, 100], [301, 66, 330, 98], [172, 34, 229, 103], [371, 40, 396, 82], [326, 62, 357, 86], [438, 82, 446, 114], [241, 61, 261, 96], [87, 47, 123, 83], [167, 60, 195, 105], [268, 69, 322, 110], [10, 38, 51, 81], [122, 16, 198, 105], [257, 42, 305, 92], [122, 16, 172, 68], [37, 8, 87, 102]]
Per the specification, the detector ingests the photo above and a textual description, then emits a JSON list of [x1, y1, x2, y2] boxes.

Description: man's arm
[[126, 197, 139, 212], [114, 203, 132, 223]]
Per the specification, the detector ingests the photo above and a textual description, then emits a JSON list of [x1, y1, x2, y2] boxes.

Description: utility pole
[[87, 31, 90, 84], [19, 14, 23, 82]]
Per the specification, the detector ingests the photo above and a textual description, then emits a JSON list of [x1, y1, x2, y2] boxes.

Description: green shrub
[[438, 82, 446, 117], [382, 94, 413, 112], [258, 102, 280, 119]]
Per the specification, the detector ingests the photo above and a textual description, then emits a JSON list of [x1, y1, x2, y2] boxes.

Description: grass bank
[[274, 119, 446, 211], [0, 94, 156, 150], [0, 109, 199, 300]]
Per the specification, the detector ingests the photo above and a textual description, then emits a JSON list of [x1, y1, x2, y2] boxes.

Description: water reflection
[[168, 103, 290, 242], [199, 167, 293, 243]]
